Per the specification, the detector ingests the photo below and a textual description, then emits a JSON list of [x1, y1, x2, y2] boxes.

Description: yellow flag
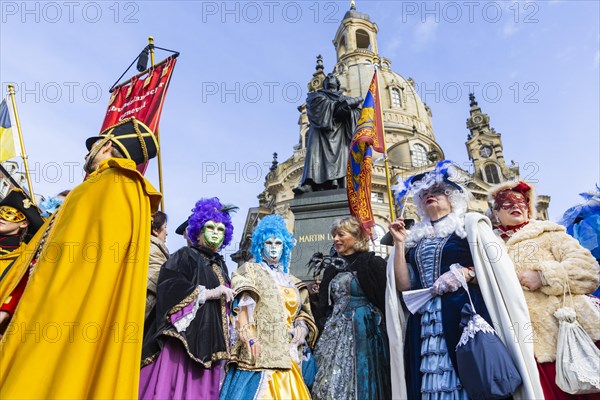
[[0, 98, 19, 162]]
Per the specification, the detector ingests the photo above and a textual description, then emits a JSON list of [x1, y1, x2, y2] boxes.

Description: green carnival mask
[[202, 220, 225, 250]]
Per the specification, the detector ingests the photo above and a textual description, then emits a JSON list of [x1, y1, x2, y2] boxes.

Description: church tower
[[463, 94, 550, 219], [465, 93, 517, 185], [328, 5, 444, 172]]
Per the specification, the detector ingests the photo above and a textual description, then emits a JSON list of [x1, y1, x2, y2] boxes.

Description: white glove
[[432, 270, 463, 295], [289, 323, 308, 346], [204, 285, 234, 302]]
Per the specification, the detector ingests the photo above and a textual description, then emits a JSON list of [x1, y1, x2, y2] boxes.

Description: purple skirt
[[139, 337, 224, 400]]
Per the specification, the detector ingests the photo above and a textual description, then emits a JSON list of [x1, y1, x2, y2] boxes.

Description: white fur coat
[[503, 219, 600, 363]]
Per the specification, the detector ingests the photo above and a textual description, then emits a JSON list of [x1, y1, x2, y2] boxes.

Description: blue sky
[[1, 0, 599, 262]]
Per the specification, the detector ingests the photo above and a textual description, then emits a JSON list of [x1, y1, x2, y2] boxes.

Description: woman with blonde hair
[[311, 216, 391, 400]]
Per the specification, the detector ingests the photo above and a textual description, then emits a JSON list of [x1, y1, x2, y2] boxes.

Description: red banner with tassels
[[99, 56, 176, 174], [101, 56, 176, 133]]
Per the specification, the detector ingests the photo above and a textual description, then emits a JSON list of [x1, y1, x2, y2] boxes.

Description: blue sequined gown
[[312, 252, 391, 400]]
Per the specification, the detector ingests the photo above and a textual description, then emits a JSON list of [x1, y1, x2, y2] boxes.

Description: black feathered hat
[[175, 216, 191, 235], [0, 188, 44, 241]]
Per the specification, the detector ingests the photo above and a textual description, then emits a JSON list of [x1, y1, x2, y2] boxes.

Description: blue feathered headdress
[[560, 185, 600, 264], [39, 196, 64, 218], [560, 185, 600, 227], [250, 214, 295, 273]]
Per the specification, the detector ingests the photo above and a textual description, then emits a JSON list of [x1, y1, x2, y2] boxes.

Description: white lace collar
[[405, 212, 467, 249], [259, 262, 294, 287]]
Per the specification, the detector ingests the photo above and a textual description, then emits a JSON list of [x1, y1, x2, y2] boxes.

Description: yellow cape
[[0, 242, 28, 306], [0, 158, 161, 399]]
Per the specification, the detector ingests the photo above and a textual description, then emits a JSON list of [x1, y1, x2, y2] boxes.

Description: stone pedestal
[[289, 189, 349, 279]]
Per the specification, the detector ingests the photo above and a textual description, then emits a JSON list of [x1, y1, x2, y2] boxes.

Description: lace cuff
[[294, 319, 308, 331], [172, 285, 206, 333], [235, 294, 256, 324]]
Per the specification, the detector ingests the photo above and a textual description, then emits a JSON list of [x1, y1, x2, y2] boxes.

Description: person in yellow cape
[[0, 117, 161, 399]]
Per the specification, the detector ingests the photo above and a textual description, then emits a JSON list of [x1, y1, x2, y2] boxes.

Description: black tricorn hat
[[86, 117, 159, 165], [0, 188, 44, 241], [175, 216, 191, 235]]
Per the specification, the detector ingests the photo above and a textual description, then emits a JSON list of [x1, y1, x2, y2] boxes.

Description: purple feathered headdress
[[186, 197, 236, 250]]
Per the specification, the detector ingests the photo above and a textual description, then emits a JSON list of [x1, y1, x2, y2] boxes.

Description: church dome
[[343, 8, 371, 22]]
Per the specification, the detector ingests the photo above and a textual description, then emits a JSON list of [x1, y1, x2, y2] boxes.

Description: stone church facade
[[232, 5, 549, 267]]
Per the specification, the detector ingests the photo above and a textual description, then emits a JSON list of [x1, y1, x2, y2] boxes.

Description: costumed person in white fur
[[385, 160, 543, 400], [489, 180, 600, 399]]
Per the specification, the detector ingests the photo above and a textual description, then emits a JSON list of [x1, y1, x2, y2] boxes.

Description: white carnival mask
[[263, 236, 283, 264]]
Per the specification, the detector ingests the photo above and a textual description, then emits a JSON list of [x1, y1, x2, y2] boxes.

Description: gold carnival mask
[[0, 206, 26, 223]]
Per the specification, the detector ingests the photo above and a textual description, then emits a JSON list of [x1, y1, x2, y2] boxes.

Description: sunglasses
[[418, 186, 448, 200]]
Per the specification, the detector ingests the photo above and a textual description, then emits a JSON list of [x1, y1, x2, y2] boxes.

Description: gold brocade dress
[[259, 285, 311, 399], [220, 279, 311, 400]]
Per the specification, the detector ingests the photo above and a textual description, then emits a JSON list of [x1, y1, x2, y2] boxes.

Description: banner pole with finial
[[148, 36, 165, 212], [373, 57, 396, 222], [7, 84, 36, 205]]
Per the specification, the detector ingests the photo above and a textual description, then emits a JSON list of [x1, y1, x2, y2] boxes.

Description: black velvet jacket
[[314, 251, 387, 331], [141, 245, 230, 368]]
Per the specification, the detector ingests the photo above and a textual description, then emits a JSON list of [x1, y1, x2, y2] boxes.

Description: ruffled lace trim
[[406, 212, 467, 249], [421, 335, 448, 356], [255, 370, 274, 400], [260, 262, 295, 287], [236, 293, 257, 324], [456, 313, 497, 348], [420, 297, 465, 395], [173, 285, 206, 333], [571, 357, 600, 389], [556, 305, 600, 391]]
